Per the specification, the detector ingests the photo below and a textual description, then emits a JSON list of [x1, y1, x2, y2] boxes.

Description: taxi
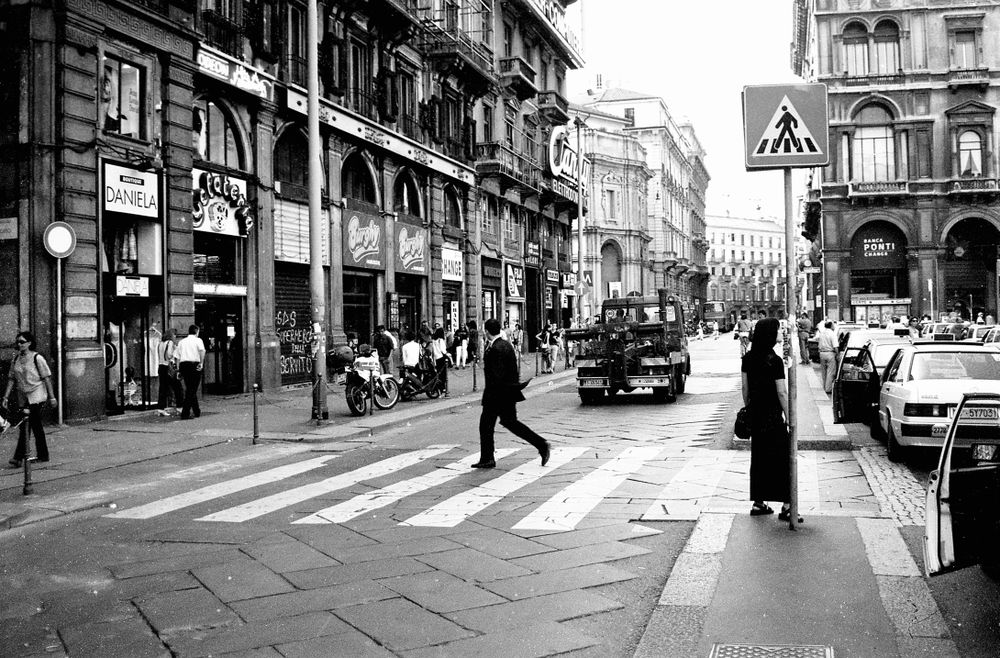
[[832, 334, 910, 426], [876, 342, 1000, 462], [924, 393, 1000, 579]]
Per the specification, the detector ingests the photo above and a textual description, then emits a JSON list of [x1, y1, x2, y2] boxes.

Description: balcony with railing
[[201, 10, 245, 59], [419, 23, 497, 95], [348, 87, 378, 121], [948, 177, 999, 195], [535, 90, 570, 125], [500, 56, 537, 101], [948, 67, 991, 91], [398, 113, 422, 141], [475, 142, 541, 192], [371, 0, 424, 37], [843, 72, 905, 87], [848, 180, 909, 197]]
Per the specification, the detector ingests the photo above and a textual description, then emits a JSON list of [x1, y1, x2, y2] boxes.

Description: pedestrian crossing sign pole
[[743, 83, 828, 531]]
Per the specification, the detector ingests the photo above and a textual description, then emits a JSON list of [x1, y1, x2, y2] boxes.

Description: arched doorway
[[601, 241, 622, 299], [341, 151, 380, 343], [849, 221, 909, 325], [943, 217, 1000, 320]]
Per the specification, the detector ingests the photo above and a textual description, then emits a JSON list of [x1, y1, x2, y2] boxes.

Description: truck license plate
[[628, 378, 667, 386], [579, 379, 607, 388]]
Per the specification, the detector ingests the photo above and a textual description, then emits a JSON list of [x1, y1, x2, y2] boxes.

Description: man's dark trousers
[[479, 400, 546, 459], [179, 361, 202, 418]]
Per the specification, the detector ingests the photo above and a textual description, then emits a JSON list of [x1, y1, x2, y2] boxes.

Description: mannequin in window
[[100, 64, 121, 132]]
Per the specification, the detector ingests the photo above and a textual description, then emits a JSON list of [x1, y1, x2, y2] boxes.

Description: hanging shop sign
[[545, 269, 560, 284], [442, 248, 464, 282], [482, 258, 503, 288], [343, 212, 385, 270], [545, 287, 553, 309], [394, 222, 428, 275], [196, 44, 275, 102], [192, 169, 253, 237], [547, 126, 591, 187], [506, 264, 525, 300], [525, 241, 541, 268], [103, 162, 160, 219], [115, 275, 149, 297], [561, 272, 577, 289], [851, 222, 906, 270]]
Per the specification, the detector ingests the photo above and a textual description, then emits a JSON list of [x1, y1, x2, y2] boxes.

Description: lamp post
[[574, 116, 586, 324], [307, 0, 328, 420]]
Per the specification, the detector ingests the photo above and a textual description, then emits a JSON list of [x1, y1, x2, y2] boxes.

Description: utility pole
[[575, 117, 586, 324], [307, 0, 328, 420]]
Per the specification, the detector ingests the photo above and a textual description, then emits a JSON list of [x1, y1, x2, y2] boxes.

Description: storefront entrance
[[344, 272, 375, 341], [103, 283, 163, 414], [849, 221, 910, 321], [195, 297, 245, 395], [943, 217, 1000, 320]]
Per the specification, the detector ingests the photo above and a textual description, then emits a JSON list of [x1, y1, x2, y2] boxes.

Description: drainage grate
[[709, 645, 834, 658]]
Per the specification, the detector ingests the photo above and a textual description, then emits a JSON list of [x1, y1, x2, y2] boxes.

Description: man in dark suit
[[473, 318, 550, 469]]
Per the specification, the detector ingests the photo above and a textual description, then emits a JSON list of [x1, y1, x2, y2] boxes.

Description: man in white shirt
[[816, 321, 838, 395], [175, 324, 206, 419]]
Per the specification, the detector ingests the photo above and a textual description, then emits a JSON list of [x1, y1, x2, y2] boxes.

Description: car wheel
[[580, 390, 603, 405], [675, 365, 687, 394], [652, 388, 669, 403], [886, 419, 904, 463]]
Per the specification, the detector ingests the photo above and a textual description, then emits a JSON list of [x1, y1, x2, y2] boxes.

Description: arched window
[[443, 188, 461, 228], [274, 130, 308, 188], [852, 104, 896, 182], [394, 173, 421, 217], [193, 99, 244, 170], [843, 22, 869, 76], [959, 130, 983, 177], [342, 152, 377, 203], [873, 20, 900, 74]]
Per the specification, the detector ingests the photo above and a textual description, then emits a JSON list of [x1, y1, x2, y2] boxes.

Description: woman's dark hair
[[15, 331, 36, 350], [433, 328, 445, 340], [750, 317, 779, 353]]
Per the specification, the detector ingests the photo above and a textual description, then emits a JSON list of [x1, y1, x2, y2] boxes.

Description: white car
[[876, 342, 1000, 462], [962, 325, 995, 342]]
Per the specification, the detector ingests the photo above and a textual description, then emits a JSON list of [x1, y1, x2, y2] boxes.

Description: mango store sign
[[103, 162, 160, 219]]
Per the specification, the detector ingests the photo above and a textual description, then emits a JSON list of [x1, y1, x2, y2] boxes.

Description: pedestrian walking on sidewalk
[[3, 331, 55, 467], [175, 324, 206, 420], [741, 318, 800, 522], [535, 325, 553, 373], [473, 318, 550, 469], [432, 327, 452, 396], [796, 312, 813, 364], [156, 328, 183, 415], [816, 320, 837, 394], [454, 324, 469, 369]]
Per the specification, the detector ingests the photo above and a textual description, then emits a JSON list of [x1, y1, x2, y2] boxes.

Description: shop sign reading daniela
[[343, 212, 385, 270], [192, 169, 254, 237], [394, 222, 427, 275], [196, 44, 274, 102], [103, 162, 160, 219]]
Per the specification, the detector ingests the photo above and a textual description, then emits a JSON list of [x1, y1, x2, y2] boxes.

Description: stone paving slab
[[165, 611, 350, 657], [509, 540, 650, 572], [283, 556, 434, 589], [284, 523, 378, 556], [108, 548, 251, 579], [632, 604, 706, 658], [445, 524, 554, 559], [242, 535, 341, 573], [380, 569, 508, 613], [483, 562, 639, 600], [193, 561, 295, 603], [275, 633, 396, 658], [336, 597, 475, 651], [134, 588, 240, 635], [228, 580, 396, 622], [401, 620, 601, 658], [215, 648, 283, 658], [444, 588, 623, 633], [60, 616, 168, 658], [326, 535, 462, 564], [416, 546, 534, 582]]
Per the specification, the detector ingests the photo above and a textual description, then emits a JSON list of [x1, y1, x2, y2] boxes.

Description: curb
[[731, 436, 853, 451]]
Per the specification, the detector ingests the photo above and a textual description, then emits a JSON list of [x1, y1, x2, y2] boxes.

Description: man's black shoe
[[471, 460, 496, 469], [539, 441, 551, 467]]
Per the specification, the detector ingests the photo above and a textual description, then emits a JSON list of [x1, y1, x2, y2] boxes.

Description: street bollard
[[252, 384, 259, 445], [472, 359, 477, 392], [369, 372, 374, 416], [535, 349, 539, 377], [21, 410, 32, 496]]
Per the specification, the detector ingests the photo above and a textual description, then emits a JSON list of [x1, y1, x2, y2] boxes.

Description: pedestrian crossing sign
[[743, 83, 828, 170]]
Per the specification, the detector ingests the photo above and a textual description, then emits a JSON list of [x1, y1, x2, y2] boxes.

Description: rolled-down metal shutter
[[274, 262, 312, 386]]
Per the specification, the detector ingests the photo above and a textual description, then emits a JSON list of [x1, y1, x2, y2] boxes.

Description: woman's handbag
[[734, 407, 751, 439]]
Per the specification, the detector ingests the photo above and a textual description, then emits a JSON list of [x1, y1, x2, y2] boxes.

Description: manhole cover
[[709, 645, 834, 658]]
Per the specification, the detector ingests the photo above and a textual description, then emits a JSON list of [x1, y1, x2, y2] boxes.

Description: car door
[[878, 349, 905, 432], [834, 347, 868, 423], [924, 394, 1000, 576]]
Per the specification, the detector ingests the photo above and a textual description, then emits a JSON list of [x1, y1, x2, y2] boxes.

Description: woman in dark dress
[[740, 317, 800, 522]]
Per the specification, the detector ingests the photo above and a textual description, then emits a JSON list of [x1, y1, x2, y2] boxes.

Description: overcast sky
[[566, 0, 807, 221]]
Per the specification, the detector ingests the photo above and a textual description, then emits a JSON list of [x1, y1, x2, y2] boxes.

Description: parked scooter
[[345, 344, 400, 416], [398, 353, 444, 401]]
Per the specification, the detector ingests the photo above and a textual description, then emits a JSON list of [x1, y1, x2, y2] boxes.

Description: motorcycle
[[345, 347, 400, 416], [398, 354, 444, 401]]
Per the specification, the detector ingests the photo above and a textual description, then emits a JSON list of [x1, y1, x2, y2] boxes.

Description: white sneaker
[[157, 409, 170, 416]]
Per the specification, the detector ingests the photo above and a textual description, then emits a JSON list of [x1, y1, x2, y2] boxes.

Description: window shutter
[[464, 116, 476, 160]]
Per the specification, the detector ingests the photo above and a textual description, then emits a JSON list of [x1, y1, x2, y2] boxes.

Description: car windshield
[[908, 351, 1000, 381]]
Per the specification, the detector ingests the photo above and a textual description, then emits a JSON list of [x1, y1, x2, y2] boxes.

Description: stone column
[[253, 99, 280, 390]]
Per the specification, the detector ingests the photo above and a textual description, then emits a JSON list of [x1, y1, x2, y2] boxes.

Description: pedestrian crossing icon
[[754, 96, 820, 156]]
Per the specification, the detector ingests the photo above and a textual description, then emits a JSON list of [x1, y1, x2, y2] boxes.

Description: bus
[[703, 301, 733, 333]]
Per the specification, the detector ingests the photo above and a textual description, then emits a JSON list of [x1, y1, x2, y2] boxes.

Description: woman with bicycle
[[3, 331, 55, 467]]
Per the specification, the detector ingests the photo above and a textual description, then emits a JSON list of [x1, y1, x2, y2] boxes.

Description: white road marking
[[295, 449, 519, 524], [196, 445, 457, 523], [402, 447, 589, 528], [512, 446, 662, 531], [105, 455, 338, 520], [641, 452, 736, 521]]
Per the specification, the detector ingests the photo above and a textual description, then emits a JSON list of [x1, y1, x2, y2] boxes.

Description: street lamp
[[574, 116, 587, 324]]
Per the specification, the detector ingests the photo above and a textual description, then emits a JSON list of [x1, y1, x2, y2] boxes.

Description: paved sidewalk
[[0, 356, 576, 530]]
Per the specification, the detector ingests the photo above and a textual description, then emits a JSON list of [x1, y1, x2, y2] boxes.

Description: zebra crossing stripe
[[512, 446, 662, 531], [196, 445, 457, 523], [105, 455, 339, 520], [293, 449, 520, 525], [402, 446, 589, 528], [642, 452, 736, 521]]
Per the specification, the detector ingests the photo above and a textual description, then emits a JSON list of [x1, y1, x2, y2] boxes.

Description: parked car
[[962, 325, 996, 342], [876, 342, 1000, 462], [984, 327, 1000, 345], [833, 334, 912, 426], [924, 392, 1000, 579], [922, 322, 964, 341]]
